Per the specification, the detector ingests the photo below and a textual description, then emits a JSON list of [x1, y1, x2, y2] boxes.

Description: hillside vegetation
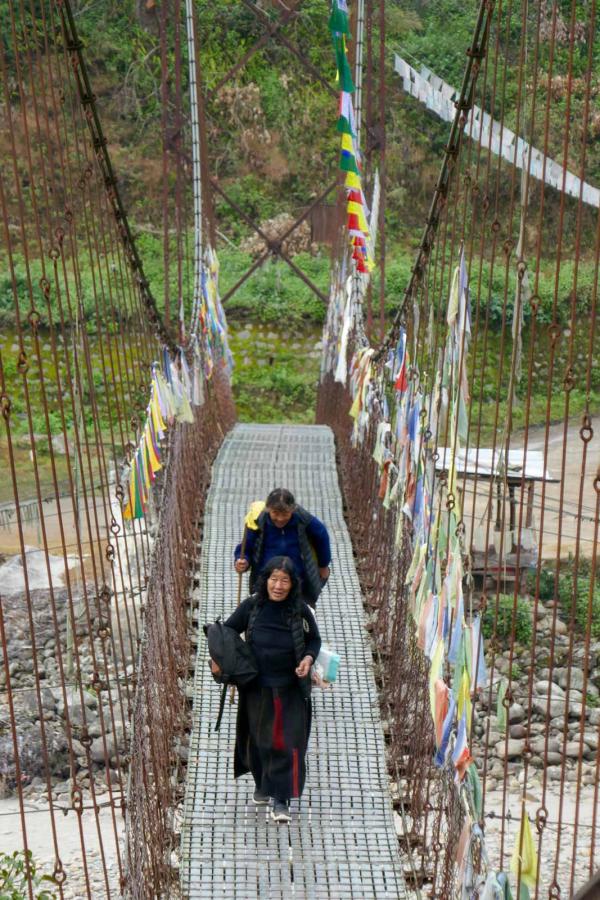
[[1, 0, 598, 425]]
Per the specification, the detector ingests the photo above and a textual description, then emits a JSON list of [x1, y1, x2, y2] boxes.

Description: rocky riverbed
[[0, 549, 138, 798]]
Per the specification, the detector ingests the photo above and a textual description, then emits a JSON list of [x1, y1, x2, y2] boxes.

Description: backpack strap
[[245, 594, 261, 644], [214, 683, 228, 732], [295, 506, 323, 604]]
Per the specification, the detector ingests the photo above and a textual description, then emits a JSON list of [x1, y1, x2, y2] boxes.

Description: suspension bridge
[[0, 1, 599, 899]]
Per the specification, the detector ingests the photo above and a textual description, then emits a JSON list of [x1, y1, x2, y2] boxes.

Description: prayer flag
[[510, 806, 538, 893]]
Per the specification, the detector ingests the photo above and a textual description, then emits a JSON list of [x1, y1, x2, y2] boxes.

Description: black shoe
[[271, 800, 291, 823], [252, 788, 270, 805]]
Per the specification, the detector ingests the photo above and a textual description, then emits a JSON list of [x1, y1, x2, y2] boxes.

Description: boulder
[[535, 680, 566, 699], [495, 739, 525, 759], [532, 698, 565, 719], [558, 668, 585, 692], [565, 741, 584, 759], [508, 703, 526, 724]]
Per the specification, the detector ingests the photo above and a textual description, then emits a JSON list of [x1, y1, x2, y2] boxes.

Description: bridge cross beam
[[200, 0, 343, 306]]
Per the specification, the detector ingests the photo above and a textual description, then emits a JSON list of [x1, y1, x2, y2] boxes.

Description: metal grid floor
[[180, 424, 407, 899]]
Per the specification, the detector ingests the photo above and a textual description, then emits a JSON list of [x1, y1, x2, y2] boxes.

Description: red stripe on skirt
[[272, 695, 285, 751], [292, 748, 299, 798]]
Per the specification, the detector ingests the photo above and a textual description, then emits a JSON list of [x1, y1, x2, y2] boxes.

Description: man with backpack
[[234, 488, 331, 609]]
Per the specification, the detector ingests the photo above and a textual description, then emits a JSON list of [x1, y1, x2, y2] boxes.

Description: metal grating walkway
[[180, 424, 407, 899]]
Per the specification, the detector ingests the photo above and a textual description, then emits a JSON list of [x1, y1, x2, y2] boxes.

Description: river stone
[[535, 680, 566, 699], [533, 698, 565, 718], [558, 668, 585, 691], [495, 739, 525, 759], [531, 736, 561, 755], [508, 703, 526, 723], [510, 723, 527, 739], [565, 741, 584, 758], [589, 709, 600, 726], [583, 732, 599, 750]]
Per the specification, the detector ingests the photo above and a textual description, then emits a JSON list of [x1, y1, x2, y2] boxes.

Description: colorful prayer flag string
[[328, 1, 375, 274], [123, 354, 196, 520]]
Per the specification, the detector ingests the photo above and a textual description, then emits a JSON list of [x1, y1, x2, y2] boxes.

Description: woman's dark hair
[[265, 488, 295, 511], [254, 555, 300, 605]]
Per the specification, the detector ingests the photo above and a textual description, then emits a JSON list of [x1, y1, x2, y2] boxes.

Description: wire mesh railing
[[0, 1, 235, 897], [319, 0, 599, 896]]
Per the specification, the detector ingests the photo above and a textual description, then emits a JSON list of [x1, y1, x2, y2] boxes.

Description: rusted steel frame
[[220, 249, 273, 304], [212, 177, 335, 303], [174, 0, 185, 337], [160, 0, 172, 327], [58, 0, 178, 354], [377, 0, 386, 340], [189, 2, 216, 247], [74, 135, 145, 729], [209, 0, 304, 96], [0, 16, 111, 893], [239, 0, 338, 99], [54, 177, 133, 839], [375, 0, 495, 359], [124, 382, 236, 897], [15, 5, 163, 884]]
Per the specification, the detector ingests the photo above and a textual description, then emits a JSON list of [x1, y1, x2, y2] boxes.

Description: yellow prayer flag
[[145, 425, 162, 475], [345, 171, 361, 190], [511, 805, 538, 891], [151, 388, 166, 434], [123, 462, 136, 520], [244, 501, 265, 530], [456, 666, 472, 732], [341, 133, 354, 153]]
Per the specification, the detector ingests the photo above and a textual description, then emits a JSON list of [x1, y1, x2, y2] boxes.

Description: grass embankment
[[2, 241, 598, 435]]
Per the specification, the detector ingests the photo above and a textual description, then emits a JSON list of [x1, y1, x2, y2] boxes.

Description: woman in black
[[214, 555, 321, 823]]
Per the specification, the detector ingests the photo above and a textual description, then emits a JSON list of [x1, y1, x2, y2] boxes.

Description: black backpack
[[203, 620, 259, 731]]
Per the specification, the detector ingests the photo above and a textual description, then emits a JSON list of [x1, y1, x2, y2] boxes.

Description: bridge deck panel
[[181, 424, 407, 899]]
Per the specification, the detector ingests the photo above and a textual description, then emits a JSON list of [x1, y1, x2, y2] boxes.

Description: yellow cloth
[[244, 501, 266, 530], [345, 171, 361, 190], [341, 133, 354, 153], [511, 805, 538, 890], [429, 639, 445, 721], [456, 666, 472, 733], [150, 390, 166, 436], [123, 463, 136, 520], [145, 424, 162, 475]]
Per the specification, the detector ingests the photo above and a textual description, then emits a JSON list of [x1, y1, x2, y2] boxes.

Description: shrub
[[558, 572, 600, 638], [482, 593, 533, 645], [0, 850, 57, 899], [526, 566, 556, 601]]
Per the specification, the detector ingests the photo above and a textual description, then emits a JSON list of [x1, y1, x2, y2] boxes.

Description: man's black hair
[[265, 488, 295, 510]]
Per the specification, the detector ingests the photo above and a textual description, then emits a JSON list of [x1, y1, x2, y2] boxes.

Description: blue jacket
[[234, 508, 331, 603]]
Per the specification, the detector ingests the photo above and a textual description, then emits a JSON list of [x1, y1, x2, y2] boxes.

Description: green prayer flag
[[335, 40, 355, 92], [497, 676, 508, 733], [339, 151, 360, 174], [328, 4, 350, 35], [336, 114, 354, 135], [466, 762, 482, 819], [133, 455, 145, 519]]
